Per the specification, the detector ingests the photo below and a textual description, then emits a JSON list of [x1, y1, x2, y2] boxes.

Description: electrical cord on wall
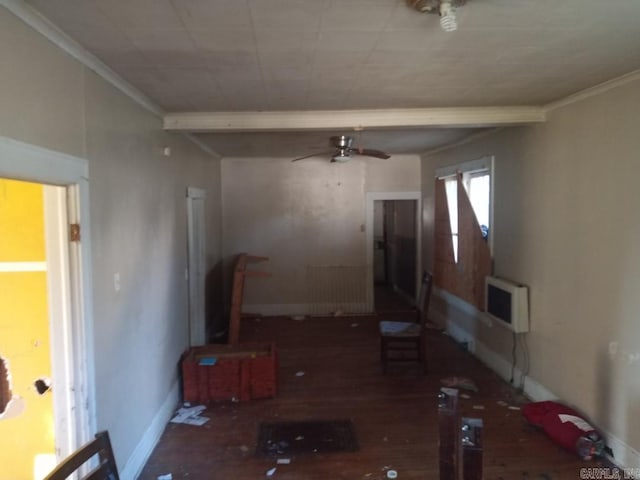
[[518, 332, 530, 392], [510, 331, 517, 384]]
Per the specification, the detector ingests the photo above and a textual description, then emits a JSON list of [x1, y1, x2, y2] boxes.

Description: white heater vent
[[307, 265, 368, 316], [484, 276, 529, 333]]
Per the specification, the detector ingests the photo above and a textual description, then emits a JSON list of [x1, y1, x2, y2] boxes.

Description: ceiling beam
[[163, 107, 546, 132]]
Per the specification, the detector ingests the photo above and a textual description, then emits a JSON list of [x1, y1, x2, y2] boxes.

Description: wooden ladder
[[228, 253, 271, 344]]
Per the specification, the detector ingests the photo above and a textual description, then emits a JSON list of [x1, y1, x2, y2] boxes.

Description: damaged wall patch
[[0, 356, 11, 415]]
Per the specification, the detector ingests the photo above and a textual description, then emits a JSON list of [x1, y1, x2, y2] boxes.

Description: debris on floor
[[198, 357, 217, 366], [351, 323, 359, 327], [441, 376, 479, 392], [295, 371, 305, 377], [460, 393, 471, 399], [472, 405, 485, 410], [386, 470, 398, 479], [497, 400, 508, 407], [266, 467, 277, 477], [170, 404, 209, 426], [157, 474, 172, 480], [276, 458, 291, 464], [522, 401, 605, 460]]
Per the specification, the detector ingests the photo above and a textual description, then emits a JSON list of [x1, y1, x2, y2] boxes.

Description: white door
[[187, 188, 206, 346]]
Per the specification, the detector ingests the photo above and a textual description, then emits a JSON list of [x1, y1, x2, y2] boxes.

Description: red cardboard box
[[181, 343, 277, 402]]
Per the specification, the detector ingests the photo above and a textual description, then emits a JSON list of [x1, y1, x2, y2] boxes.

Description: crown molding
[[2, 0, 222, 158], [1, 0, 163, 117], [163, 107, 546, 132], [545, 69, 640, 113]]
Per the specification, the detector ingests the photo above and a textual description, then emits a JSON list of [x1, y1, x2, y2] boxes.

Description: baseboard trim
[[119, 381, 179, 480], [435, 299, 640, 469]]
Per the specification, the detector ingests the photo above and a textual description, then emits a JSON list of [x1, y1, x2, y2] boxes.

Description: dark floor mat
[[256, 419, 359, 457]]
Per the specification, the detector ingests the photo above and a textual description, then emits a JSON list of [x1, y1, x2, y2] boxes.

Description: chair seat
[[379, 321, 422, 337]]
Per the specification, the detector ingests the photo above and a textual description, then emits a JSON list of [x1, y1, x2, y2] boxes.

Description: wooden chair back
[[43, 431, 119, 480], [416, 270, 433, 324]]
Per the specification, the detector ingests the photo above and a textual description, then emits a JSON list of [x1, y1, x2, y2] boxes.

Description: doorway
[[366, 192, 421, 313], [0, 136, 94, 476]]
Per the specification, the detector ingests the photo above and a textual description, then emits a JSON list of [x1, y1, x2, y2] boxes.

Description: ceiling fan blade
[[291, 150, 335, 162], [350, 147, 391, 159]]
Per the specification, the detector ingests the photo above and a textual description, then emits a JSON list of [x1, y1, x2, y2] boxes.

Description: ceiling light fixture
[[439, 1, 457, 32], [406, 0, 468, 32]]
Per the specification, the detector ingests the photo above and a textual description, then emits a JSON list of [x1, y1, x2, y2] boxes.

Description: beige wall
[[421, 78, 640, 464], [222, 155, 420, 315], [0, 7, 222, 476]]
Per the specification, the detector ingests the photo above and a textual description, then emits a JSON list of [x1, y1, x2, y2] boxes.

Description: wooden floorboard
[[139, 314, 609, 480]]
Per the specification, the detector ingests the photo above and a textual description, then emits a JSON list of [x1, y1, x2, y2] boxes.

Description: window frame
[[435, 156, 495, 256]]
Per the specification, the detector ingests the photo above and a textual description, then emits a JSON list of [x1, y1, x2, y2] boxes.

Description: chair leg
[[381, 337, 388, 374]]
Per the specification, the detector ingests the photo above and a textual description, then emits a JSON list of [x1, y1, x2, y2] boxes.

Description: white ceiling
[[23, 0, 640, 157]]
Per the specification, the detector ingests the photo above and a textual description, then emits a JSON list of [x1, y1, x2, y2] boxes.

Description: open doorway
[[0, 136, 94, 478], [366, 192, 421, 313], [373, 199, 418, 312]]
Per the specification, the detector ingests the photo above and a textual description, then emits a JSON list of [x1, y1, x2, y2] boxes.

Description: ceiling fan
[[406, 0, 469, 32], [291, 135, 391, 163]]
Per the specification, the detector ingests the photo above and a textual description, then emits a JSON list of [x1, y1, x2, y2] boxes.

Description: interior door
[[187, 188, 207, 346]]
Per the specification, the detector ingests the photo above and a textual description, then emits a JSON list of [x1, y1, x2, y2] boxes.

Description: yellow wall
[[0, 178, 54, 479]]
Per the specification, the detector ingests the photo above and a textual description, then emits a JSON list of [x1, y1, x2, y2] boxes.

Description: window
[[434, 157, 493, 309], [439, 159, 493, 263], [463, 170, 491, 241]]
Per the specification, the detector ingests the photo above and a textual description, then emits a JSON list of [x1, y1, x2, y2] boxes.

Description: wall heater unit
[[484, 276, 529, 333]]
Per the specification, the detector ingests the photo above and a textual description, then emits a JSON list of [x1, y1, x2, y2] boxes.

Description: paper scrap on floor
[[170, 404, 210, 426]]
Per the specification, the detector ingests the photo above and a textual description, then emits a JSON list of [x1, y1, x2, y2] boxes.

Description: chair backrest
[[415, 271, 433, 323], [43, 431, 119, 480]]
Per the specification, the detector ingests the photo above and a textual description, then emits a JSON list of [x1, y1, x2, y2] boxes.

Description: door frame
[[0, 135, 95, 459], [365, 191, 421, 312], [186, 187, 207, 346]]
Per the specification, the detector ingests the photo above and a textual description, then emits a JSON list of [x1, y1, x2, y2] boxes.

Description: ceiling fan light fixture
[[439, 1, 458, 32], [332, 151, 352, 163]]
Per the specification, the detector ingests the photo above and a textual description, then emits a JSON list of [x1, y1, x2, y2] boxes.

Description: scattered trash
[[170, 405, 209, 426], [508, 406, 521, 411], [497, 400, 508, 407], [291, 315, 305, 321], [239, 445, 250, 453], [157, 474, 172, 480], [295, 435, 304, 441], [351, 323, 359, 327], [266, 467, 277, 477], [387, 470, 398, 479], [441, 376, 478, 392], [276, 458, 291, 465], [460, 393, 471, 400], [198, 357, 217, 366], [472, 405, 485, 410], [523, 401, 605, 460], [333, 310, 343, 317], [295, 371, 305, 377], [364, 474, 373, 478]]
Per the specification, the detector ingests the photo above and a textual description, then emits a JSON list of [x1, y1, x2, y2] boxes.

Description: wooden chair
[[379, 271, 433, 374], [43, 431, 119, 480]]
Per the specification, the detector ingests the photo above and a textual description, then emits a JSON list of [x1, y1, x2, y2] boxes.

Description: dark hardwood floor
[[139, 313, 608, 480]]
